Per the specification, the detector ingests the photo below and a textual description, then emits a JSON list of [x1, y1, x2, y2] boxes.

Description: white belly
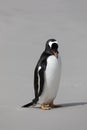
[[39, 55, 61, 104]]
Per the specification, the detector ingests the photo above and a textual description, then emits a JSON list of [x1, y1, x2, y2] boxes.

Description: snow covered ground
[[0, 0, 87, 130]]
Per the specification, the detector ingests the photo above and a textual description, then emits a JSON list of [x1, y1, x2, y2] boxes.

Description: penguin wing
[[34, 52, 48, 100]]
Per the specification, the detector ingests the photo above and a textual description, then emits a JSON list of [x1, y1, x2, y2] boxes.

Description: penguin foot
[[49, 103, 61, 108], [41, 104, 51, 110]]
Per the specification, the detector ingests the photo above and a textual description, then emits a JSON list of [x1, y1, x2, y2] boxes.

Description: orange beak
[[52, 50, 58, 58]]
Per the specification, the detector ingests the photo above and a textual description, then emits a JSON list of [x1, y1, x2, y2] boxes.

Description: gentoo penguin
[[22, 39, 61, 110]]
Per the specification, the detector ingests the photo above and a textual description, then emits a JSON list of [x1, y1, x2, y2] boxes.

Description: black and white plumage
[[22, 39, 61, 109]]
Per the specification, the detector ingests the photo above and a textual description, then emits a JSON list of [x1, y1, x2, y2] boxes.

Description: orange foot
[[41, 104, 51, 110], [49, 103, 61, 108]]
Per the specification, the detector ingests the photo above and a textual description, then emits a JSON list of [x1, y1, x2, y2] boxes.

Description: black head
[[45, 39, 59, 56]]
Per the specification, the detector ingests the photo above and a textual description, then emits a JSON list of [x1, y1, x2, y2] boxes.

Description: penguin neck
[[44, 50, 59, 59], [45, 49, 53, 56], [52, 51, 59, 58]]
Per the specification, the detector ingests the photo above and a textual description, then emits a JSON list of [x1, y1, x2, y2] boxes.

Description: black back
[[34, 51, 52, 102]]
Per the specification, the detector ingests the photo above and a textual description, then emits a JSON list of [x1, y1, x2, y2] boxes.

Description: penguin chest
[[40, 55, 61, 104]]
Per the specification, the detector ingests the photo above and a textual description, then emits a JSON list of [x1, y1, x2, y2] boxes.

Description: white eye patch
[[48, 41, 58, 48]]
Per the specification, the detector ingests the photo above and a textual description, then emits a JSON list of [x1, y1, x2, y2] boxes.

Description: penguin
[[22, 39, 61, 110]]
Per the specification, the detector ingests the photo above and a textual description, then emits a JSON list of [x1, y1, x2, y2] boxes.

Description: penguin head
[[45, 39, 59, 57]]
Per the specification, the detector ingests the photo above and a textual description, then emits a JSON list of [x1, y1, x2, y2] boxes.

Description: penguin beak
[[52, 50, 58, 58]]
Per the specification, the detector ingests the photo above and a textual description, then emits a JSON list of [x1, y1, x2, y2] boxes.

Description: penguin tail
[[22, 101, 34, 108], [21, 98, 38, 108]]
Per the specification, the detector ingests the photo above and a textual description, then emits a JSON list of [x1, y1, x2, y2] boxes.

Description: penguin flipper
[[34, 56, 46, 100], [38, 66, 45, 97]]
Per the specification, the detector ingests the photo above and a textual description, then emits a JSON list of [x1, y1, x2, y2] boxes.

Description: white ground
[[0, 0, 87, 130]]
